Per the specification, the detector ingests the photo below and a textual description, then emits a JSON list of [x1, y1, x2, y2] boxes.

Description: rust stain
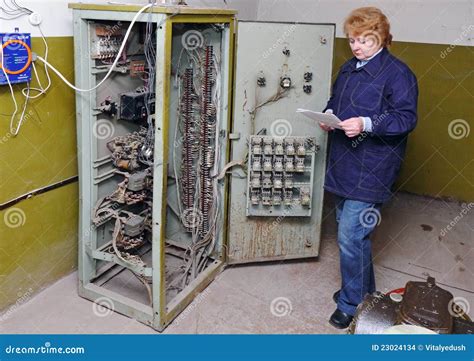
[[228, 205, 320, 262]]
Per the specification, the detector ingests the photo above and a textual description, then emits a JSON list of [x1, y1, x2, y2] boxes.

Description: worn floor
[[1, 192, 473, 334]]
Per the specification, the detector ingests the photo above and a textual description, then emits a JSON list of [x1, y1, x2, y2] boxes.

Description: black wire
[[11, 0, 32, 14], [0, 0, 32, 18], [1, 6, 22, 15], [2, 0, 18, 12]]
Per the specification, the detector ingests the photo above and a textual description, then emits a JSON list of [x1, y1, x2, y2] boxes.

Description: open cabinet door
[[158, 14, 235, 329], [227, 21, 335, 264]]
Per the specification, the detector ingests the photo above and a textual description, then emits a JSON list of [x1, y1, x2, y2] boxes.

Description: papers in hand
[[296, 108, 342, 129]]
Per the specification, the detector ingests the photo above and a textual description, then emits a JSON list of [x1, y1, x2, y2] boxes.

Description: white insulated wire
[[35, 3, 154, 93], [22, 26, 50, 99]]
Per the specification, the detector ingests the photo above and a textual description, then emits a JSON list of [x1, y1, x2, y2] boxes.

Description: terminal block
[[246, 135, 318, 216]]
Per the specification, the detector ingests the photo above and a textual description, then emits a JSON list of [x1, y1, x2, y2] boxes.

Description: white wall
[[0, 0, 259, 37], [257, 0, 473, 46], [2, 1, 471, 44]]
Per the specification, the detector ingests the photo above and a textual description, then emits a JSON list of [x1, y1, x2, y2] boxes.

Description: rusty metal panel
[[227, 21, 335, 263]]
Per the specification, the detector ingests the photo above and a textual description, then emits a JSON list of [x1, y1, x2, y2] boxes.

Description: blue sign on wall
[[0, 32, 32, 85]]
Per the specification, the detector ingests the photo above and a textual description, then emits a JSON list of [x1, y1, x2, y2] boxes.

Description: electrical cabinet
[[71, 3, 334, 331]]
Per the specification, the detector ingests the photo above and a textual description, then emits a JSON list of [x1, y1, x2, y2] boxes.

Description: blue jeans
[[334, 195, 382, 316]]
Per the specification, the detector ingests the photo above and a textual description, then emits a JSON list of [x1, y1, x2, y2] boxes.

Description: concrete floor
[[1, 192, 473, 334]]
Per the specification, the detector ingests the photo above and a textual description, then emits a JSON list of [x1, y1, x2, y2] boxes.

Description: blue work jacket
[[323, 47, 418, 203]]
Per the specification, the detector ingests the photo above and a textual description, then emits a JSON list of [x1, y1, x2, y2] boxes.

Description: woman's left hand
[[340, 117, 363, 137]]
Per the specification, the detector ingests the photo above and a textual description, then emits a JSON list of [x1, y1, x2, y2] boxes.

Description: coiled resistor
[[198, 46, 215, 237], [180, 68, 197, 223]]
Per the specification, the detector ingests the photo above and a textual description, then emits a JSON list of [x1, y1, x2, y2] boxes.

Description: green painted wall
[[333, 38, 473, 202], [0, 35, 472, 312], [0, 37, 78, 311]]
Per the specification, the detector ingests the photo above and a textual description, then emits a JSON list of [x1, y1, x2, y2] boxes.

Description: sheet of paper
[[296, 108, 342, 129]]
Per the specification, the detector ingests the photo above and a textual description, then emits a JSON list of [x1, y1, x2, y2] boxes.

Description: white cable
[[35, 3, 154, 93], [11, 81, 29, 135], [21, 62, 45, 99], [22, 25, 50, 99]]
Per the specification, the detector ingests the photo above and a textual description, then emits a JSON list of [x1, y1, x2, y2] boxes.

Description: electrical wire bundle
[[2, 3, 157, 136], [0, 0, 32, 20], [138, 4, 157, 166], [3, 3, 178, 136]]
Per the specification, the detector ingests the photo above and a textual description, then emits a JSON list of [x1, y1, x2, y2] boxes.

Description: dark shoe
[[332, 290, 340, 304], [329, 308, 353, 329]]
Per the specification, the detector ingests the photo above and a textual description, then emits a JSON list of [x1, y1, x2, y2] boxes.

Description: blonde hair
[[344, 7, 392, 47]]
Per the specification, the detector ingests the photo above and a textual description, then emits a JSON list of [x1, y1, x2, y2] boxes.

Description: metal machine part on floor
[[349, 277, 474, 334]]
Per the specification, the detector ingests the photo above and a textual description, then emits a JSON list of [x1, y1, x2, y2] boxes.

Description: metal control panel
[[247, 135, 318, 216], [227, 21, 334, 264]]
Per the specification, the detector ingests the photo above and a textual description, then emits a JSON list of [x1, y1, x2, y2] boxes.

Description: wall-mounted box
[[0, 32, 32, 85]]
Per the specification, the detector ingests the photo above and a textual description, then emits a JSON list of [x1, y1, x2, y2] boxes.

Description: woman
[[320, 7, 418, 329]]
